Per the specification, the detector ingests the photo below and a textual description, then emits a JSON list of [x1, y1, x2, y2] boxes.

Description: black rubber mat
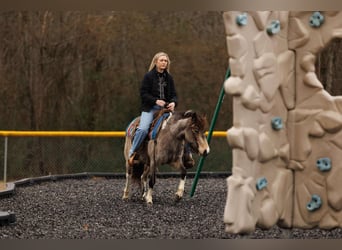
[[0, 211, 15, 226]]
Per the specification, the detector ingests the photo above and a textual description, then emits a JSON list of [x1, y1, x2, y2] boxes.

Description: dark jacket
[[140, 67, 178, 112]]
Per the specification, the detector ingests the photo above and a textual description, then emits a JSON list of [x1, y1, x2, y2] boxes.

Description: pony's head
[[183, 110, 210, 156]]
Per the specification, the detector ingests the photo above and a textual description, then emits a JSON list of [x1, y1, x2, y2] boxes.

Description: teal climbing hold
[[271, 117, 283, 130], [256, 177, 268, 191], [306, 194, 322, 212], [316, 157, 331, 172], [267, 20, 281, 35], [310, 11, 324, 28], [236, 13, 248, 26]]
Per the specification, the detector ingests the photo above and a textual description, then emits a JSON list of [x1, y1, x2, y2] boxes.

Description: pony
[[122, 109, 210, 204]]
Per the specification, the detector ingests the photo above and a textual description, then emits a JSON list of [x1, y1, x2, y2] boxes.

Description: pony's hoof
[[122, 192, 129, 200], [175, 190, 184, 201], [174, 194, 182, 202], [122, 196, 129, 201], [145, 197, 153, 204]]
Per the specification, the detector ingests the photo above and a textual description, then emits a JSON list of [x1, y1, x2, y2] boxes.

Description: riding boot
[[128, 152, 136, 167], [128, 128, 148, 166]]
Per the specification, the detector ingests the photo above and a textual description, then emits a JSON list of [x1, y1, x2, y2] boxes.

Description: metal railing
[[0, 130, 228, 186]]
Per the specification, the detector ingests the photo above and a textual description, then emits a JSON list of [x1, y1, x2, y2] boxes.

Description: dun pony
[[122, 109, 210, 204]]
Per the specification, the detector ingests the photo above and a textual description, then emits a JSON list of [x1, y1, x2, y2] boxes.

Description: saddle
[[126, 109, 172, 141], [149, 109, 171, 140]]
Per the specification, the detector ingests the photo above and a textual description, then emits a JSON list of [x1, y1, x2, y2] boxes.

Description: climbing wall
[[222, 11, 342, 234]]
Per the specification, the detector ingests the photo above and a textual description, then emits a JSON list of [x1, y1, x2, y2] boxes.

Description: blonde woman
[[128, 52, 178, 166]]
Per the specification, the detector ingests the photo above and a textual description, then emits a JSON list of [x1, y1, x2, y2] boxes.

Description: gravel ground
[[1, 176, 342, 239]]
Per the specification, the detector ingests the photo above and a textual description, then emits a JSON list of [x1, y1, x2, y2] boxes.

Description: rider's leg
[[128, 106, 161, 165], [129, 112, 153, 157]]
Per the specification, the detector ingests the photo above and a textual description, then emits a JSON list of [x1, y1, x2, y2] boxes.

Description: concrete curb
[[0, 171, 230, 197]]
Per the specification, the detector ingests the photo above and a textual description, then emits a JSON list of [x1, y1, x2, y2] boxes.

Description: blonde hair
[[148, 52, 171, 72]]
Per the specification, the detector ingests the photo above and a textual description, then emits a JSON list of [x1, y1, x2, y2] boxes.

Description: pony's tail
[[132, 162, 144, 183]]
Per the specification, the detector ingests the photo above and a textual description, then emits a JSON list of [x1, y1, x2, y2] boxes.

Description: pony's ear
[[183, 110, 195, 118]]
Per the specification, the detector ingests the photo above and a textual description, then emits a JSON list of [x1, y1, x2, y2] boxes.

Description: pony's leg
[[175, 167, 187, 200], [145, 188, 153, 204], [122, 163, 132, 200], [141, 164, 149, 200], [145, 172, 155, 204], [144, 164, 156, 204]]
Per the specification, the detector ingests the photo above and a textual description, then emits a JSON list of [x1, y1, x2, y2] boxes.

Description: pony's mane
[[172, 110, 208, 132]]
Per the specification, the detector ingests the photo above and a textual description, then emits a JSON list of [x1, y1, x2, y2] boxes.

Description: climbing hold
[[316, 157, 331, 172], [236, 13, 248, 26], [271, 117, 283, 130], [267, 20, 281, 35], [309, 11, 324, 28], [256, 177, 268, 191], [306, 194, 322, 212]]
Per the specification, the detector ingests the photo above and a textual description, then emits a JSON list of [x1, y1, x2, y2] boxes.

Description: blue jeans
[[129, 105, 161, 157]]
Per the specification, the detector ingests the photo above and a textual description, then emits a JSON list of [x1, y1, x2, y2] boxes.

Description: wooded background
[[0, 11, 230, 131], [0, 11, 341, 178]]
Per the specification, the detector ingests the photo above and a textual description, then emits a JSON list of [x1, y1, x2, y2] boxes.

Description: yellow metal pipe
[[0, 131, 126, 137], [0, 130, 227, 137], [206, 131, 227, 137]]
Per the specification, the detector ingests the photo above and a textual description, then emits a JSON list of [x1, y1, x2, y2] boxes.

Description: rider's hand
[[156, 99, 166, 107], [166, 102, 175, 111]]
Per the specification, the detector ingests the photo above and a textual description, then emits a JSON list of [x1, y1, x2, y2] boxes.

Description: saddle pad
[[150, 112, 171, 140], [126, 117, 139, 138]]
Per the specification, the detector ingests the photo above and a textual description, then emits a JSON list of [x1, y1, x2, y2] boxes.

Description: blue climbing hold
[[256, 177, 268, 191], [310, 11, 324, 28], [236, 13, 248, 26], [316, 157, 331, 172], [271, 117, 283, 130], [267, 20, 281, 35], [306, 194, 322, 212]]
